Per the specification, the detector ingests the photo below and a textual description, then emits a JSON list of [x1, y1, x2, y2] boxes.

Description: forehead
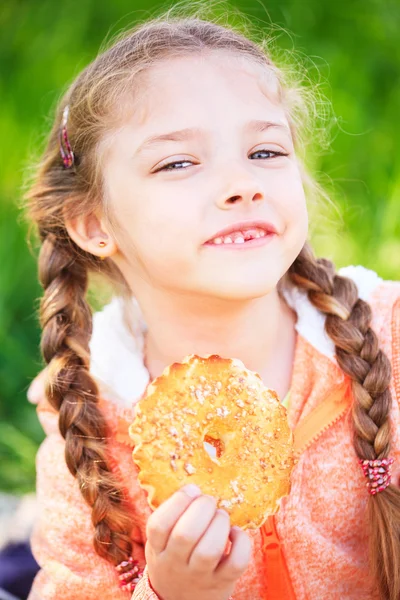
[[128, 50, 287, 128]]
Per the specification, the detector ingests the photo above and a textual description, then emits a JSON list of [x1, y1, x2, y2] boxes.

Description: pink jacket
[[28, 268, 400, 600]]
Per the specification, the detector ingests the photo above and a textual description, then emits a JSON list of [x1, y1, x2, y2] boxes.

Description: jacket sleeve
[[131, 568, 160, 599], [28, 403, 161, 600]]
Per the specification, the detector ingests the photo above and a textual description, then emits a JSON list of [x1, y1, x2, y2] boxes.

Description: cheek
[[143, 188, 200, 250], [113, 184, 201, 268], [272, 167, 308, 236]]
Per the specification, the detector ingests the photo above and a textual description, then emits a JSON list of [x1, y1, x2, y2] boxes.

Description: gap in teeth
[[212, 229, 267, 244]]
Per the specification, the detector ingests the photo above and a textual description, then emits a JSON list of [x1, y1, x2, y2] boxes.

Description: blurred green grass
[[1, 0, 399, 493]]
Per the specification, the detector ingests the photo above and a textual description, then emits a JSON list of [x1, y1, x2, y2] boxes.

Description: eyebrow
[[135, 119, 291, 155]]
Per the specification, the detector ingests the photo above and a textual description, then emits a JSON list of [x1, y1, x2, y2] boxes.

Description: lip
[[204, 220, 278, 244]]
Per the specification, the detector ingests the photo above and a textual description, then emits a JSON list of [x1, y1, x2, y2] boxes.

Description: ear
[[65, 211, 118, 259]]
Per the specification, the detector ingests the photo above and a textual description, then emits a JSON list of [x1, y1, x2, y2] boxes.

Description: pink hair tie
[[115, 556, 144, 593], [359, 457, 395, 495], [58, 105, 74, 169]]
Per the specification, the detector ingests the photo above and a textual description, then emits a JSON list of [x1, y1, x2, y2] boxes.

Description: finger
[[27, 368, 48, 404], [146, 485, 201, 554], [166, 495, 217, 563], [189, 508, 231, 572], [215, 526, 252, 581]]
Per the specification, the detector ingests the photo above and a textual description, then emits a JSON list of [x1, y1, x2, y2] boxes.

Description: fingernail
[[232, 525, 242, 532], [181, 484, 201, 498]]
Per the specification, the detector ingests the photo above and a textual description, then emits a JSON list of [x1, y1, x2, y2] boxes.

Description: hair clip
[[59, 105, 74, 169], [359, 457, 394, 495]]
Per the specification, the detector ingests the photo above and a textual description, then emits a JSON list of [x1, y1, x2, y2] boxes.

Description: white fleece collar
[[88, 265, 382, 409]]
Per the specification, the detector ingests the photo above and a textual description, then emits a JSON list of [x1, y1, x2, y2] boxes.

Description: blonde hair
[[24, 6, 400, 599]]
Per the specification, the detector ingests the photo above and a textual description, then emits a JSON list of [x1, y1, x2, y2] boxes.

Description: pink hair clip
[[115, 556, 144, 593], [59, 105, 74, 169], [359, 457, 394, 495]]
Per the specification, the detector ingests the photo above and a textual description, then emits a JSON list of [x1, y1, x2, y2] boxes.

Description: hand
[[145, 484, 251, 600]]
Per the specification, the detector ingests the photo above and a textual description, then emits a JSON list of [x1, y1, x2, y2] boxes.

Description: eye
[[156, 160, 195, 172], [250, 149, 289, 160], [155, 149, 289, 173]]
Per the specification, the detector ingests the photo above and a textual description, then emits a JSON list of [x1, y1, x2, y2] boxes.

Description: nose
[[215, 166, 264, 210]]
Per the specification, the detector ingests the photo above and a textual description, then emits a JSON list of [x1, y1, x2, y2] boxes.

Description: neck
[[138, 287, 298, 400]]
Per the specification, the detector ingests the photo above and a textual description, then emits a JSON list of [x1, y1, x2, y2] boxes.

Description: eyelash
[[156, 150, 289, 172]]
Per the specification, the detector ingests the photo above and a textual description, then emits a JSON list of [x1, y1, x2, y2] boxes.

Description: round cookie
[[129, 354, 294, 529]]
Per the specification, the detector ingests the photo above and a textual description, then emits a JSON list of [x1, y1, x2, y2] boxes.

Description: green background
[[1, 0, 399, 493]]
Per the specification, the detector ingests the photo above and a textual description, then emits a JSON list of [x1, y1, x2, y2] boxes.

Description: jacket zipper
[[292, 380, 353, 460], [260, 380, 353, 600]]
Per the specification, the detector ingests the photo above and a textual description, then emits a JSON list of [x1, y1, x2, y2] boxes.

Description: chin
[[197, 275, 280, 302], [194, 242, 298, 300]]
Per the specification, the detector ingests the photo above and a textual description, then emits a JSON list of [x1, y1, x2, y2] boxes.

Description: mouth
[[204, 221, 278, 247]]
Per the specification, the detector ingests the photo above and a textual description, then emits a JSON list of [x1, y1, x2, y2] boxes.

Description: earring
[[98, 240, 106, 260]]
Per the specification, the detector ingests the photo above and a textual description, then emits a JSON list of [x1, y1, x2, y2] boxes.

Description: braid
[[289, 242, 400, 600], [38, 233, 133, 565]]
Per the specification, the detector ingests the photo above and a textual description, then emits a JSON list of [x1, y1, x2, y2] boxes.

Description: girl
[[24, 10, 400, 600]]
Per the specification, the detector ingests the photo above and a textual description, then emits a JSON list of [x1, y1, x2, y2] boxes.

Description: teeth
[[209, 228, 269, 245]]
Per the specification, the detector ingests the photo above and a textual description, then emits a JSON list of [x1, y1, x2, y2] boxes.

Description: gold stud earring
[[98, 240, 106, 260]]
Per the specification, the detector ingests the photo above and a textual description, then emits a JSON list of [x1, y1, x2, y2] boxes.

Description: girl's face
[[101, 51, 308, 301]]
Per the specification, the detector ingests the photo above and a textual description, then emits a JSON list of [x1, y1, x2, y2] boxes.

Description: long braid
[[289, 242, 400, 600], [38, 233, 133, 564]]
